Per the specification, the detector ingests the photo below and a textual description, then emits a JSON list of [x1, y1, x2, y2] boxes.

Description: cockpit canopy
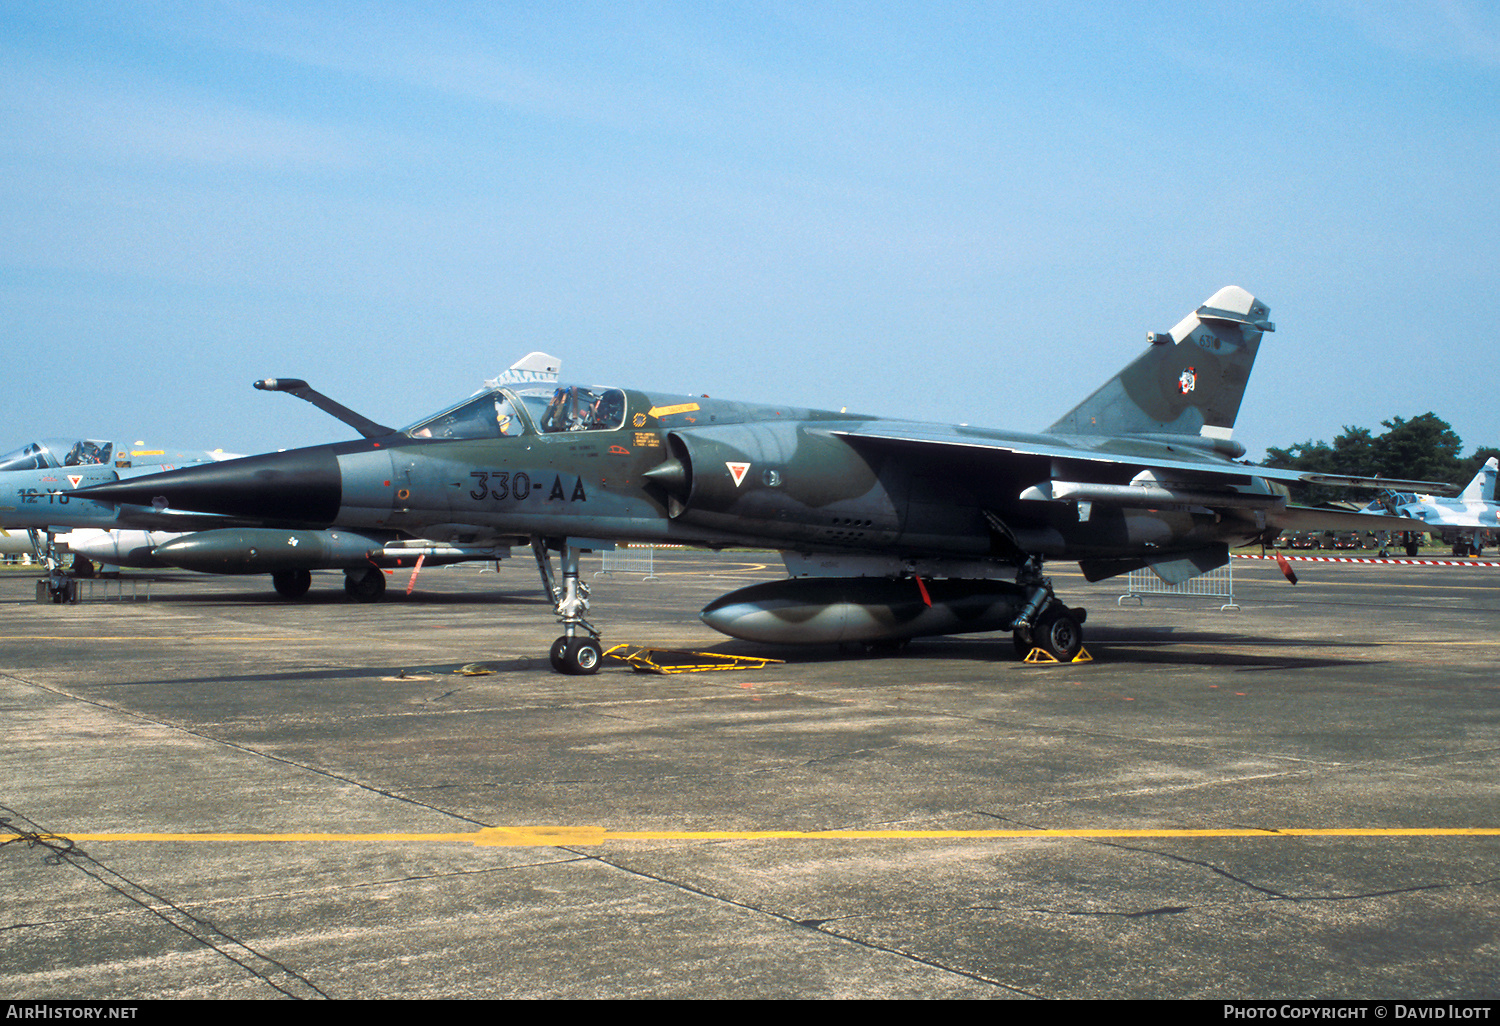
[[0, 438, 114, 472], [1383, 491, 1436, 510], [403, 385, 626, 440]]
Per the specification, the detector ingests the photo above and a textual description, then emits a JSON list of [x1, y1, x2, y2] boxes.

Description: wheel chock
[[1022, 646, 1093, 665], [602, 644, 785, 674]]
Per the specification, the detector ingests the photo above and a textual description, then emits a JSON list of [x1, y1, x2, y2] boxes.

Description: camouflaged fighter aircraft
[[77, 287, 1452, 673], [1359, 457, 1500, 557]]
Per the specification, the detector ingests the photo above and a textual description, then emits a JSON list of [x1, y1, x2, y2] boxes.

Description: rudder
[[1046, 286, 1274, 442]]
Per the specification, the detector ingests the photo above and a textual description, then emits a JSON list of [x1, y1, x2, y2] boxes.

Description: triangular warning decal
[[67, 475, 83, 488], [726, 462, 751, 487]]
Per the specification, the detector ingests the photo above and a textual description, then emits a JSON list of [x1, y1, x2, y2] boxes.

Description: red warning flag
[[1276, 551, 1299, 585], [914, 574, 932, 607], [406, 553, 427, 595]]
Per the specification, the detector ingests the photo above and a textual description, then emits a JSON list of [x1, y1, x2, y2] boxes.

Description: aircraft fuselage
[[85, 387, 1274, 570]]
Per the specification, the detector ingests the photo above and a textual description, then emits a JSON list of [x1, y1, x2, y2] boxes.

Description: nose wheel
[[550, 635, 603, 674]]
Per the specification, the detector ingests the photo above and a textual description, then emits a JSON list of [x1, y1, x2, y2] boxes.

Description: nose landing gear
[[533, 537, 603, 675]]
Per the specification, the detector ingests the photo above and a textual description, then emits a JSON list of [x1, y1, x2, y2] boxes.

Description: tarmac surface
[[1, 551, 1497, 999]]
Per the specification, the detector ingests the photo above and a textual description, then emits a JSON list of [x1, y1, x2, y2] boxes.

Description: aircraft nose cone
[[76, 446, 343, 524]]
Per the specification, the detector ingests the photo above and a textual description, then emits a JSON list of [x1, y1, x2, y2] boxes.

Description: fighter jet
[[0, 437, 234, 474], [0, 434, 238, 552], [78, 287, 1449, 672], [0, 435, 241, 586], [1360, 457, 1499, 556]]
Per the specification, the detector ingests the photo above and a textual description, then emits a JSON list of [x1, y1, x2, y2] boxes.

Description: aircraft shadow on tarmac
[[710, 625, 1380, 672], [108, 633, 1375, 690], [105, 576, 550, 607]]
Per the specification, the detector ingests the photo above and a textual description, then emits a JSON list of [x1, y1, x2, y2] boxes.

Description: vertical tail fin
[[1046, 286, 1274, 445], [1459, 457, 1499, 502]]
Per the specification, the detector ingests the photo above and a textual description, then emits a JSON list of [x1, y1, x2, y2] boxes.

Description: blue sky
[[3, 1, 1498, 461]]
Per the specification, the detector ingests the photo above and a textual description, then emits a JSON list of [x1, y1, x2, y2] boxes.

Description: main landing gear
[[272, 569, 313, 598], [523, 540, 1087, 673], [344, 566, 387, 601], [1008, 557, 1087, 662], [29, 529, 76, 604], [533, 537, 603, 675]]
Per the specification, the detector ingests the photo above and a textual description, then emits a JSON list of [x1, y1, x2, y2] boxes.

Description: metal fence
[[36, 577, 153, 603], [595, 545, 658, 580], [1118, 563, 1237, 611], [78, 577, 152, 602]]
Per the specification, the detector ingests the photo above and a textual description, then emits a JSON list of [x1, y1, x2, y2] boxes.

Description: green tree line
[[1262, 413, 1499, 504]]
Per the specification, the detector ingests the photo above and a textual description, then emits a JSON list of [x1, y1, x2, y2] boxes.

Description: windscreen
[[404, 390, 528, 440], [0, 442, 52, 472]]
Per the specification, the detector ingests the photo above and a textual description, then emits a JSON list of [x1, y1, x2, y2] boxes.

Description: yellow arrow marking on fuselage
[[646, 403, 700, 418]]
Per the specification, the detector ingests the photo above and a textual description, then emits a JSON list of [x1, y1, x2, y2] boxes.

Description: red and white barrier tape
[[1235, 553, 1500, 568]]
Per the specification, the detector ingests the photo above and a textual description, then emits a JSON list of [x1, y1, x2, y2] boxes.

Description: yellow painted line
[[646, 563, 774, 577], [15, 826, 1500, 848]]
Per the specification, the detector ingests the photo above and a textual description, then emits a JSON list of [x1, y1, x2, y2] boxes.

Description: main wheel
[[344, 568, 387, 601], [1032, 606, 1084, 662], [272, 569, 313, 598]]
